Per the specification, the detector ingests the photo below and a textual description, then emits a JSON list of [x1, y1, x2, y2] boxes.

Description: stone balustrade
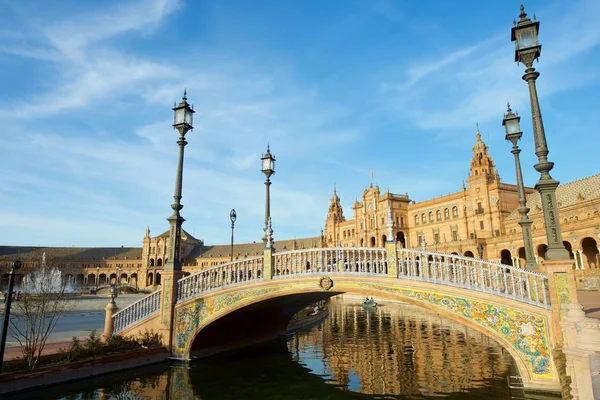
[[273, 247, 387, 277], [177, 256, 264, 302], [112, 289, 162, 334], [396, 248, 549, 308]]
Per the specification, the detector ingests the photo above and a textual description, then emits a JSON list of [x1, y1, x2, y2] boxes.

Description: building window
[[401, 216, 404, 227], [480, 221, 484, 230], [452, 206, 458, 218], [428, 212, 434, 222], [436, 210, 442, 221], [421, 213, 426, 224], [415, 215, 419, 225], [452, 231, 458, 241], [444, 208, 450, 219]]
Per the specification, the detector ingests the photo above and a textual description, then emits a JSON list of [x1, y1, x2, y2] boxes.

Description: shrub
[[137, 329, 163, 349]]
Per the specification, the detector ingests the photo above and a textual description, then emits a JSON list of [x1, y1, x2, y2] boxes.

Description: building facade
[[323, 131, 600, 287]]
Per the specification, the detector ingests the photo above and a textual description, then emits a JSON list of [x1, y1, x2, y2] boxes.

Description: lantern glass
[[174, 107, 186, 125], [262, 157, 273, 172], [504, 118, 520, 134], [184, 108, 193, 125], [517, 27, 536, 49]]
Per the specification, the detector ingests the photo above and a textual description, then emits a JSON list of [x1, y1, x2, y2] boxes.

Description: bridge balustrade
[[113, 289, 162, 334], [273, 247, 387, 277], [177, 256, 264, 302], [396, 248, 549, 308]]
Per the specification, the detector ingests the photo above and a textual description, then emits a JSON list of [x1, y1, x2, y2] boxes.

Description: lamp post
[[261, 146, 275, 244], [230, 209, 237, 262], [511, 4, 569, 260], [477, 243, 484, 260], [503, 103, 538, 270], [0, 260, 22, 373], [164, 90, 194, 273], [116, 265, 122, 291], [135, 266, 140, 292], [96, 265, 100, 292]]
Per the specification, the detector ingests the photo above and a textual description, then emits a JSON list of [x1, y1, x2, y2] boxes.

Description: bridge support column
[[263, 247, 273, 280], [543, 259, 579, 346], [160, 270, 184, 351], [561, 305, 600, 399], [385, 240, 398, 278]]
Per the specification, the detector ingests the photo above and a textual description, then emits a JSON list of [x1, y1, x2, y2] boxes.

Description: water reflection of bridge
[[293, 297, 514, 396]]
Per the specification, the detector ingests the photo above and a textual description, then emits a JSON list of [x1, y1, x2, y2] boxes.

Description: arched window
[[436, 210, 442, 221], [428, 212, 434, 222], [421, 213, 426, 224], [452, 206, 458, 218], [444, 208, 450, 219], [415, 215, 419, 225]]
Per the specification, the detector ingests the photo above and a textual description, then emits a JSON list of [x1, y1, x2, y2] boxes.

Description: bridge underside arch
[[189, 292, 340, 358], [173, 277, 558, 391]]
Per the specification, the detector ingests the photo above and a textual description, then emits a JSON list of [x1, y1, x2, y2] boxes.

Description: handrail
[[273, 247, 388, 278], [113, 289, 162, 334], [177, 256, 264, 302], [396, 248, 549, 308]]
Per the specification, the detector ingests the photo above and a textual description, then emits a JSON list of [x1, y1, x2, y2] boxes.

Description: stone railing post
[[385, 240, 398, 278], [103, 299, 118, 340], [263, 246, 273, 280], [159, 270, 184, 351], [542, 259, 579, 346], [562, 314, 600, 399]]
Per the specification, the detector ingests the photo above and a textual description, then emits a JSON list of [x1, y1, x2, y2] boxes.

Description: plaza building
[[1, 131, 599, 290], [323, 131, 600, 288]]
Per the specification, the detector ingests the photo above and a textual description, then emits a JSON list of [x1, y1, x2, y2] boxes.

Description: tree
[[9, 259, 76, 369]]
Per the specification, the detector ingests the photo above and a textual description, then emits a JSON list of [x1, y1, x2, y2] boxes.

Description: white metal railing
[[113, 289, 162, 334], [177, 256, 264, 302], [396, 248, 549, 308], [273, 247, 387, 278]]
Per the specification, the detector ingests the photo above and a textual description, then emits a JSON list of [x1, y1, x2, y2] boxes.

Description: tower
[[466, 127, 501, 240], [324, 186, 345, 246]]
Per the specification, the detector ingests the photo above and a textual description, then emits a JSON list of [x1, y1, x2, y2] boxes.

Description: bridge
[[105, 241, 580, 392]]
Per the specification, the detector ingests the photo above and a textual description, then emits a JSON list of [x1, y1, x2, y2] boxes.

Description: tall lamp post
[[164, 90, 194, 273], [230, 209, 237, 262], [503, 103, 537, 270], [261, 146, 275, 244], [0, 260, 22, 373], [511, 4, 569, 260]]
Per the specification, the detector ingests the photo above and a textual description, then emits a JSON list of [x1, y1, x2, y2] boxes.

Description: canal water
[[6, 296, 554, 399]]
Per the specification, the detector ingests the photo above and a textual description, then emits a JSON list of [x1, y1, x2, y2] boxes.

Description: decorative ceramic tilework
[[173, 284, 295, 357], [362, 283, 553, 380], [554, 273, 571, 320]]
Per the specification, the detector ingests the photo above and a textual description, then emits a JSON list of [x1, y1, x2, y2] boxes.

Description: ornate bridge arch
[[112, 246, 564, 391]]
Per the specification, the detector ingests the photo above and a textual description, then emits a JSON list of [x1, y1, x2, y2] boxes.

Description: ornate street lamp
[[164, 90, 194, 273], [230, 209, 237, 262], [261, 145, 275, 244], [503, 103, 537, 270], [511, 4, 569, 260], [0, 260, 22, 373], [477, 243, 484, 260]]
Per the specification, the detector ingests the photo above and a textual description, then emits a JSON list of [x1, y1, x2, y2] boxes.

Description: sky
[[1, 0, 599, 248]]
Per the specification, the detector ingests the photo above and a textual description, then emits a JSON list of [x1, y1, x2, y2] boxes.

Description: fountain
[[18, 253, 75, 296]]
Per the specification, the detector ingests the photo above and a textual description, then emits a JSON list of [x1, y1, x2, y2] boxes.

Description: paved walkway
[[578, 290, 600, 319]]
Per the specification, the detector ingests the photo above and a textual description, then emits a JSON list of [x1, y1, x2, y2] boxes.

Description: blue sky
[[1, 0, 599, 248]]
